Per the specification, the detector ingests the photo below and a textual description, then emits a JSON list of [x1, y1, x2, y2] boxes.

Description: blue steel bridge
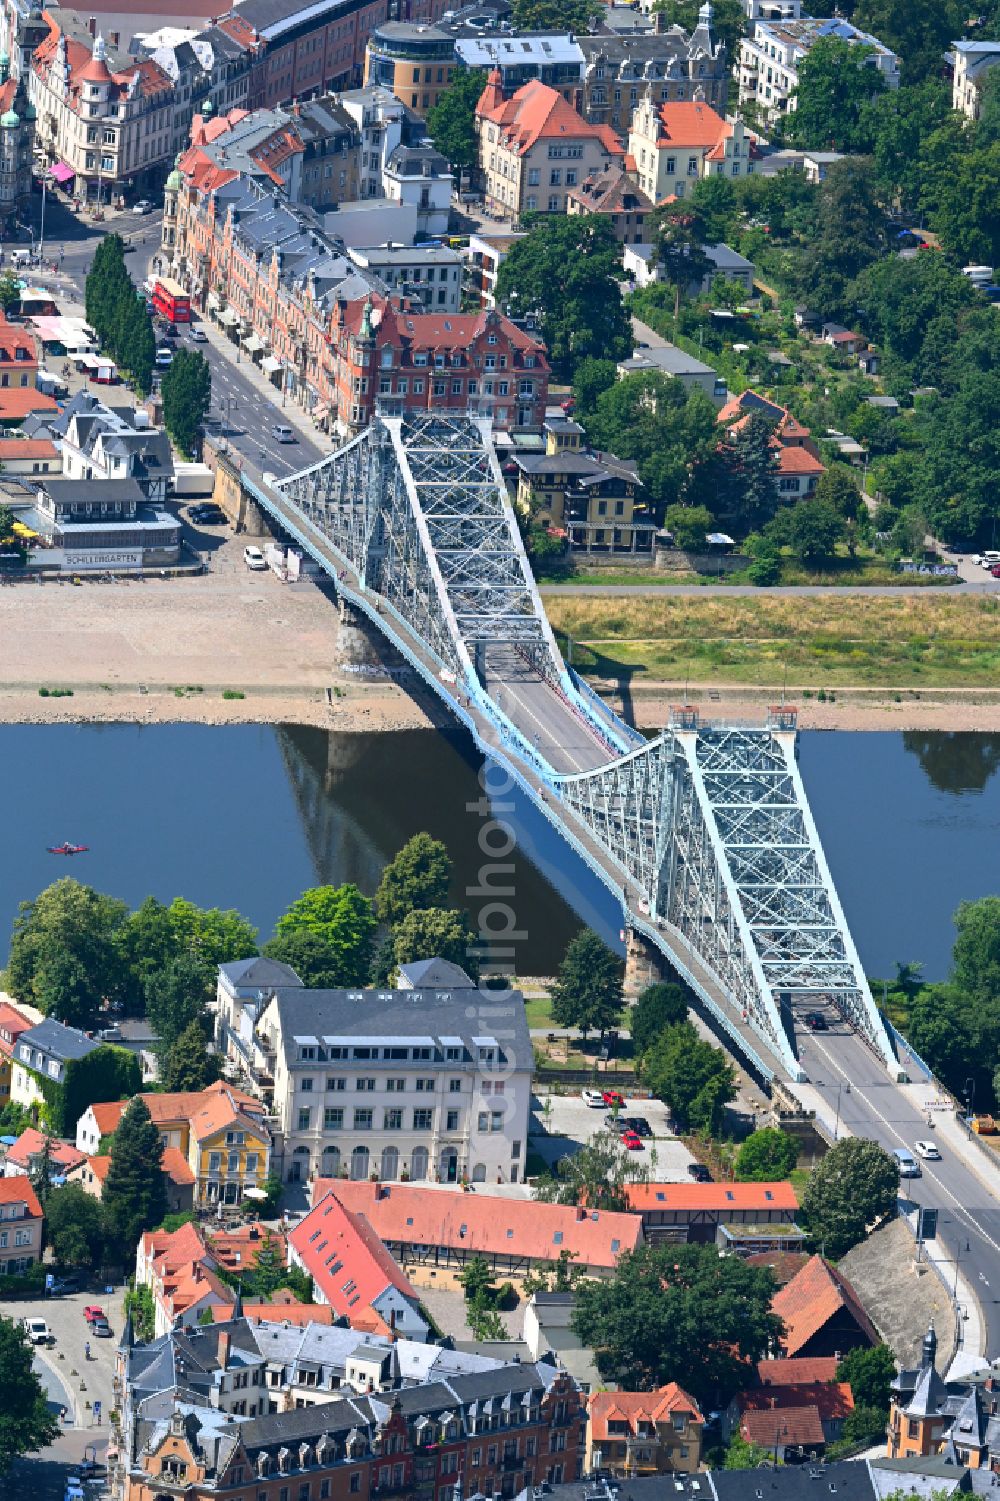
[[245, 411, 897, 1086]]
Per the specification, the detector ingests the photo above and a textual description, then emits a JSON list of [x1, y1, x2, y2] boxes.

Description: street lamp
[[964, 1077, 976, 1122]]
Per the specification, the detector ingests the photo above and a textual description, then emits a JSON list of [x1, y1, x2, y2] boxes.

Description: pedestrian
[[85, 1340, 91, 1360]]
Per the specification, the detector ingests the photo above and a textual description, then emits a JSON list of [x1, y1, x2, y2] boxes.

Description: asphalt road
[[794, 1003, 1000, 1359]]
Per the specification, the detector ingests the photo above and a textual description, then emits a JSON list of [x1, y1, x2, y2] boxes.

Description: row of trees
[[85, 235, 155, 396]]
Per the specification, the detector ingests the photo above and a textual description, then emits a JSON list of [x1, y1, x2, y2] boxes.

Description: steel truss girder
[[552, 726, 895, 1073]]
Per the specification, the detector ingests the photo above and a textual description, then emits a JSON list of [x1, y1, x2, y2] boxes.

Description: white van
[[893, 1146, 921, 1178], [10, 248, 30, 267], [980, 551, 1000, 568]]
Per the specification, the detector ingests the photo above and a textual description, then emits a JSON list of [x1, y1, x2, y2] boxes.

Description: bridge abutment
[[624, 926, 668, 999]]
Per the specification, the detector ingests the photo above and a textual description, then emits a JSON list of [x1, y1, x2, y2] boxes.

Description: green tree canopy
[[648, 202, 712, 314], [853, 0, 964, 84], [0, 272, 20, 315], [836, 1343, 896, 1412], [586, 370, 719, 520], [56, 1044, 142, 1139], [262, 928, 350, 988], [426, 67, 485, 172], [768, 497, 847, 565], [664, 503, 712, 551], [0, 1316, 60, 1475], [510, 0, 598, 29], [391, 907, 478, 978], [549, 930, 624, 1039], [7, 878, 129, 1027], [375, 833, 452, 928], [644, 1021, 735, 1133], [630, 981, 688, 1055], [572, 1242, 783, 1404], [796, 158, 887, 321], [494, 214, 631, 381], [653, 0, 745, 57], [735, 1127, 800, 1182], [952, 897, 1000, 1006], [275, 884, 376, 987], [723, 1435, 775, 1469], [720, 410, 779, 534], [572, 355, 618, 420], [102, 1095, 167, 1258], [162, 347, 212, 457], [799, 1136, 899, 1258], [788, 37, 885, 152], [162, 1019, 221, 1093], [814, 464, 863, 521], [144, 951, 214, 1051], [45, 1182, 107, 1267], [535, 1127, 650, 1212]]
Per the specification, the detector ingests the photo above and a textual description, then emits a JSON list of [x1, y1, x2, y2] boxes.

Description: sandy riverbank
[[624, 685, 1000, 733], [0, 683, 433, 730]]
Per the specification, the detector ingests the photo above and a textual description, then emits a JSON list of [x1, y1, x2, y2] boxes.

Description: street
[[795, 1005, 1000, 1360]]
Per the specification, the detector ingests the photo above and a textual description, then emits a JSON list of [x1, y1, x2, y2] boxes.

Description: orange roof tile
[[654, 100, 731, 149], [314, 1181, 643, 1269], [776, 445, 824, 475], [741, 1404, 826, 1448], [0, 1000, 33, 1056], [209, 1302, 335, 1326], [772, 1255, 878, 1358], [625, 1181, 798, 1214], [6, 1127, 85, 1174], [289, 1191, 418, 1318], [756, 1357, 840, 1386], [0, 388, 57, 420], [739, 1382, 853, 1423], [162, 1146, 196, 1187], [477, 78, 623, 158], [0, 1175, 42, 1216], [84, 1153, 111, 1184], [0, 439, 58, 458], [208, 1225, 286, 1272], [589, 1384, 703, 1442], [87, 1099, 127, 1135]]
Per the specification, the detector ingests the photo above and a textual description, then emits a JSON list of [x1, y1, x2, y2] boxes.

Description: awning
[[261, 355, 282, 374], [218, 309, 238, 327], [242, 332, 265, 353], [48, 161, 74, 184], [206, 291, 221, 311]]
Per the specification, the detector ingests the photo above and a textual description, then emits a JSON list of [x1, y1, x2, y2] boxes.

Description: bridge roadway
[[248, 461, 1000, 1361]]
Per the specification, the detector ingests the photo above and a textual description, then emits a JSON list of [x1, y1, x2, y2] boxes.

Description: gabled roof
[[738, 1380, 854, 1423], [0, 1175, 43, 1216], [208, 1226, 287, 1272], [397, 958, 476, 990], [740, 1403, 826, 1448], [5, 1127, 85, 1174], [653, 99, 731, 149], [626, 1181, 798, 1213], [477, 75, 623, 159], [289, 1191, 418, 1323], [567, 162, 653, 216], [315, 1181, 643, 1269], [0, 1000, 34, 1055], [589, 1383, 703, 1441], [18, 1018, 99, 1062], [219, 956, 304, 989], [756, 1356, 839, 1386], [772, 1255, 878, 1357]]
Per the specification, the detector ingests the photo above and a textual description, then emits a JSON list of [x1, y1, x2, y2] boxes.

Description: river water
[[2, 724, 998, 980]]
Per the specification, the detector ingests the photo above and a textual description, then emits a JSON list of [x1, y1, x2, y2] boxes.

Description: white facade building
[[951, 40, 1000, 121], [254, 960, 533, 1188], [737, 2, 899, 125]]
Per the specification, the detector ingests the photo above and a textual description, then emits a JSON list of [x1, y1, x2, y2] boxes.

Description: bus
[[152, 277, 191, 324]]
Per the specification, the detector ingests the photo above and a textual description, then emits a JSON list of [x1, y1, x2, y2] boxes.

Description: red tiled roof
[[746, 1250, 812, 1285], [756, 1356, 839, 1386], [162, 1146, 196, 1187], [208, 1226, 287, 1272], [477, 77, 623, 158], [0, 321, 38, 364], [0, 1000, 33, 1056], [314, 1181, 643, 1269], [87, 1099, 127, 1136], [210, 1301, 335, 1326], [772, 1255, 879, 1357], [88, 1082, 264, 1139], [739, 1381, 854, 1423], [343, 297, 549, 366], [625, 1181, 798, 1214], [589, 1384, 703, 1442], [654, 100, 731, 149], [0, 439, 57, 458], [776, 445, 824, 475], [741, 1404, 826, 1448], [0, 1175, 42, 1216], [6, 1127, 85, 1174], [290, 1191, 417, 1320], [0, 388, 57, 420]]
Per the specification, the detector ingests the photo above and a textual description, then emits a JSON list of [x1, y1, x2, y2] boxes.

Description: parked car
[[49, 1273, 83, 1295], [91, 1316, 112, 1338], [23, 1317, 52, 1344], [243, 545, 267, 571], [686, 1162, 712, 1182], [622, 1116, 652, 1138], [803, 1011, 828, 1030], [601, 1090, 625, 1108], [83, 1304, 106, 1325], [155, 347, 173, 367], [914, 1139, 941, 1160], [621, 1129, 643, 1151], [581, 1089, 604, 1108], [133, 199, 153, 215], [189, 505, 226, 525], [991, 565, 1000, 579]]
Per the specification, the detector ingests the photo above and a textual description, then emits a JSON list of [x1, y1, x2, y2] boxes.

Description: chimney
[[576, 1207, 586, 1221], [219, 1330, 231, 1369]]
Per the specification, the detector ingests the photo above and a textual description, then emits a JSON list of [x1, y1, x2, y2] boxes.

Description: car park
[[581, 1089, 604, 1108], [915, 1140, 941, 1160], [243, 545, 267, 571], [91, 1316, 112, 1337], [189, 504, 226, 525], [687, 1162, 712, 1182], [622, 1116, 652, 1137]]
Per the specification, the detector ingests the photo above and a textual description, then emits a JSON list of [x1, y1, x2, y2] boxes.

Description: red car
[[991, 565, 1000, 578], [602, 1090, 625, 1108], [621, 1130, 643, 1150], [83, 1305, 106, 1325]]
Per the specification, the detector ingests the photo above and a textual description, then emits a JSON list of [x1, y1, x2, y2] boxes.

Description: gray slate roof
[[19, 1018, 100, 1062], [397, 958, 476, 989], [220, 955, 304, 989]]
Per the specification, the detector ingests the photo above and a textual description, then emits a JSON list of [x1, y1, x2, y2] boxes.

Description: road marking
[[809, 1034, 1000, 1258], [494, 677, 592, 774]]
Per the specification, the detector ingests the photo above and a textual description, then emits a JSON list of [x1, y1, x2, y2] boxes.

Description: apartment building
[[256, 966, 533, 1187], [454, 32, 585, 103], [587, 1385, 705, 1475], [475, 73, 624, 219], [120, 1334, 584, 1501], [578, 6, 727, 133], [0, 999, 34, 1104], [0, 1175, 43, 1275], [951, 40, 1000, 121], [364, 21, 457, 115], [566, 160, 652, 244], [737, 3, 899, 127], [717, 389, 824, 501], [347, 242, 463, 312], [629, 97, 754, 201], [339, 84, 452, 235], [515, 411, 653, 556], [10, 1017, 99, 1112]]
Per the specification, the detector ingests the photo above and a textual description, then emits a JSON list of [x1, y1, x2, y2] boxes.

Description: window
[[384, 1108, 403, 1130], [549, 169, 561, 186], [412, 1109, 433, 1130], [353, 1109, 373, 1130], [386, 1078, 406, 1092], [297, 1108, 311, 1131], [327, 1077, 346, 1091], [209, 1151, 221, 1171], [324, 1108, 343, 1129], [452, 380, 463, 394], [566, 169, 577, 186], [449, 1078, 462, 1092], [446, 1110, 459, 1131], [666, 156, 676, 174], [350, 1477, 361, 1494], [301, 1078, 314, 1093], [415, 1078, 435, 1092], [687, 155, 698, 175], [247, 1152, 259, 1173], [356, 1078, 376, 1091], [527, 168, 540, 186]]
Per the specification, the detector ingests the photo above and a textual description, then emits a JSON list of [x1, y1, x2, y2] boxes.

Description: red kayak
[[47, 842, 89, 856]]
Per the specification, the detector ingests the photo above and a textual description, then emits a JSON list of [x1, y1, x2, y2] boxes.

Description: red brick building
[[330, 297, 549, 433]]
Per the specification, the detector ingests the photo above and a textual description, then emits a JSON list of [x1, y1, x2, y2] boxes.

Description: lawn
[[544, 593, 1000, 688], [523, 993, 555, 1030]]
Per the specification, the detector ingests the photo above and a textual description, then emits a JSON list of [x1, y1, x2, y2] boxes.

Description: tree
[[510, 0, 598, 29], [102, 1096, 167, 1258], [724, 1434, 775, 1469], [548, 930, 624, 1039], [144, 951, 214, 1051], [163, 898, 258, 972], [535, 1127, 650, 1212], [952, 897, 1000, 1007], [840, 1403, 889, 1446], [375, 833, 452, 928], [836, 1343, 896, 1412], [275, 884, 376, 987], [117, 293, 155, 397], [665, 503, 711, 551], [0, 503, 14, 544], [0, 1316, 60, 1476], [587, 371, 719, 519], [814, 464, 863, 521], [392, 907, 478, 978], [161, 347, 212, 457], [649, 202, 712, 316], [644, 1022, 735, 1133], [162, 1019, 221, 1093], [776, 498, 846, 566], [262, 928, 347, 988], [720, 410, 779, 533], [735, 1127, 799, 1182], [426, 68, 485, 173], [7, 878, 129, 1027], [0, 272, 19, 315], [572, 356, 617, 420], [45, 1183, 106, 1267], [799, 1136, 899, 1258], [494, 215, 631, 381], [572, 1242, 783, 1405], [788, 37, 884, 152], [853, 0, 964, 84], [796, 159, 886, 321], [631, 982, 688, 1056]]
